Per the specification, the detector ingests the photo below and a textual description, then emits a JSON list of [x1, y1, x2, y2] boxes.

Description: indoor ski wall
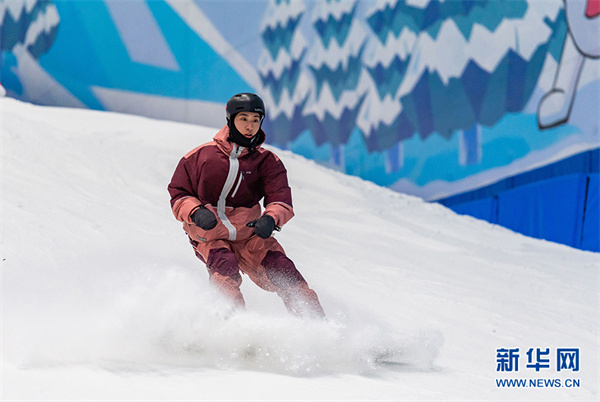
[[1, 0, 598, 251], [438, 149, 599, 251]]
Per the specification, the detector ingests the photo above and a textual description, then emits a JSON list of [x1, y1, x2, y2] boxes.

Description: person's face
[[234, 112, 261, 137]]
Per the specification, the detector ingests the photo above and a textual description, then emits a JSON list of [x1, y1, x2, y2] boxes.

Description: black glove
[[247, 214, 275, 239], [191, 206, 217, 230]]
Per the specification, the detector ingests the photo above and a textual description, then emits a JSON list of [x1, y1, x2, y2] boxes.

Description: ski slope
[[1, 98, 598, 400]]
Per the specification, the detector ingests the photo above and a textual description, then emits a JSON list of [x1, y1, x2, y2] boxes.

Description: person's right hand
[[191, 206, 217, 230]]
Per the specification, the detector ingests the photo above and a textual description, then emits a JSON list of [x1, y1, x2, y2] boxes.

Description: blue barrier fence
[[437, 149, 600, 252]]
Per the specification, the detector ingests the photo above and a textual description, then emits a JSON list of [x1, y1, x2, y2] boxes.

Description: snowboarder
[[168, 92, 325, 318]]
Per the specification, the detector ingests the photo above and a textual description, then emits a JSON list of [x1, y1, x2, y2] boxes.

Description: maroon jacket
[[168, 125, 294, 242]]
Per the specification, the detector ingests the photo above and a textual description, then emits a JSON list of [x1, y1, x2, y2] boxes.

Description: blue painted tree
[[363, 0, 567, 166], [302, 0, 368, 167], [258, 0, 309, 146], [1, 0, 59, 96]]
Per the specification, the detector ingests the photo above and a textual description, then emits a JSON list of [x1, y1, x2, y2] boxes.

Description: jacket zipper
[[231, 171, 243, 198], [217, 144, 243, 241]]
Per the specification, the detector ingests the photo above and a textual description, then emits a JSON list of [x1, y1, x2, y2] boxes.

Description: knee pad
[[261, 250, 306, 289], [207, 247, 240, 277]]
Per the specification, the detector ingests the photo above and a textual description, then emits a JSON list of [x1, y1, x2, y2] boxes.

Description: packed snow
[[1, 98, 598, 400]]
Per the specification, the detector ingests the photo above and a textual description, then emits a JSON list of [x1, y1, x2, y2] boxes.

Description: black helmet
[[226, 92, 265, 121]]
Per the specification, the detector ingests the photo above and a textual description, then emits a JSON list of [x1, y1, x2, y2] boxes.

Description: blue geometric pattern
[[305, 96, 365, 147], [313, 3, 357, 47], [366, 55, 410, 99], [262, 101, 308, 145], [366, 0, 528, 43], [259, 50, 305, 103], [0, 0, 58, 57], [309, 45, 364, 101], [261, 13, 303, 59], [385, 43, 552, 143], [259, 0, 568, 164], [0, 52, 22, 95]]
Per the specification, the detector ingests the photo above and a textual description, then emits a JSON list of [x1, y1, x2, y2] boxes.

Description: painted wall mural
[[1, 0, 598, 250]]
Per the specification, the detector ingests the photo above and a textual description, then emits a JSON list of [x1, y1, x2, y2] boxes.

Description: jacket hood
[[214, 125, 266, 155]]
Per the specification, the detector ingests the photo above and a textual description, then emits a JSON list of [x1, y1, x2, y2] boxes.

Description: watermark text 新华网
[[495, 347, 580, 388]]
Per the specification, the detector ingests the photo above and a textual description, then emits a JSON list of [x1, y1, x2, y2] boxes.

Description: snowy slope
[[1, 98, 598, 400]]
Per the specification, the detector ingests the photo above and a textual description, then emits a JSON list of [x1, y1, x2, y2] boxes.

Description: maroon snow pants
[[190, 235, 325, 318]]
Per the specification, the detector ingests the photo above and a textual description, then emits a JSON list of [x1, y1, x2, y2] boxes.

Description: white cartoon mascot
[[538, 0, 600, 129]]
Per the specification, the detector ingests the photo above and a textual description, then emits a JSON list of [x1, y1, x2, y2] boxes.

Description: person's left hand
[[247, 214, 275, 239]]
